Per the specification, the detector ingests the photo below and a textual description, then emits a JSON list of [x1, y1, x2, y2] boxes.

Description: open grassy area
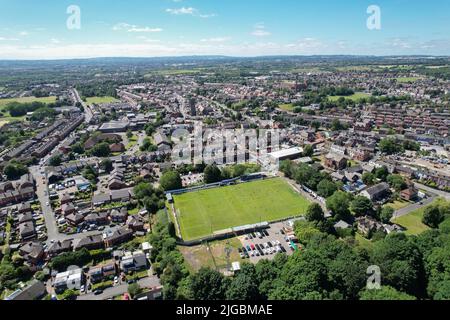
[[173, 178, 310, 241], [355, 233, 374, 251], [396, 77, 420, 83], [393, 206, 433, 236], [0, 96, 57, 125], [394, 198, 449, 235], [0, 96, 57, 108], [279, 103, 295, 111], [178, 238, 244, 273], [384, 200, 411, 211], [85, 96, 119, 105], [145, 69, 201, 77], [328, 92, 370, 102], [126, 134, 138, 150]]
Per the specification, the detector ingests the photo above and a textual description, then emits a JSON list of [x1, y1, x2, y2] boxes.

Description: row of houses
[[0, 174, 35, 207]]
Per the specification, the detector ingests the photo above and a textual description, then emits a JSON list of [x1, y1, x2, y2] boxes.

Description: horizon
[[0, 0, 449, 59], [0, 54, 449, 62]]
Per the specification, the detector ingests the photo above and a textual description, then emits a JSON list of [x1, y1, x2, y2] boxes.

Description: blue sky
[[0, 0, 449, 59]]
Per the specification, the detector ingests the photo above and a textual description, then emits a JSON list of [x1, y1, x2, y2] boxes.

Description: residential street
[[392, 184, 450, 219], [76, 276, 161, 300], [30, 166, 119, 244], [414, 182, 450, 200], [392, 195, 437, 219]]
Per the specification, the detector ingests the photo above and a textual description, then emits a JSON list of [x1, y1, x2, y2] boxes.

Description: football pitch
[[173, 178, 310, 241]]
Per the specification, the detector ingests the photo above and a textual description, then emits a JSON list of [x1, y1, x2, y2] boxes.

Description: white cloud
[[251, 23, 271, 37], [166, 7, 216, 18], [113, 23, 163, 33], [200, 37, 231, 43], [0, 37, 19, 41]]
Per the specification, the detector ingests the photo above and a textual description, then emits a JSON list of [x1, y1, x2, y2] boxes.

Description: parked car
[[94, 289, 103, 295]]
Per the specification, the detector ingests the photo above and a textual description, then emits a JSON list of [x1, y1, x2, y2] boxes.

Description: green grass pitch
[[173, 178, 311, 241]]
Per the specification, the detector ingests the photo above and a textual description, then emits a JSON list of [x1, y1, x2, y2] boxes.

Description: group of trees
[[50, 248, 92, 272], [0, 248, 33, 292], [89, 142, 111, 157], [422, 200, 450, 228], [76, 82, 117, 99], [5, 101, 48, 117], [201, 164, 261, 184], [49, 154, 62, 167], [160, 170, 183, 191], [3, 161, 28, 180], [280, 160, 340, 198], [133, 182, 165, 214], [140, 138, 157, 152], [362, 166, 390, 186], [147, 210, 189, 299], [175, 224, 450, 300], [379, 138, 420, 155], [82, 165, 98, 186]]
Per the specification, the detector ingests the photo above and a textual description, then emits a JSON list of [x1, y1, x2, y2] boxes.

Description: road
[[77, 276, 161, 300], [414, 182, 450, 200], [125, 132, 145, 156], [392, 195, 437, 219], [30, 166, 59, 242], [392, 183, 450, 219], [72, 88, 93, 124], [30, 165, 119, 244]]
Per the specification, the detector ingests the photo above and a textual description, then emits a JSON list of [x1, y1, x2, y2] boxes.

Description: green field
[[328, 92, 370, 102], [0, 96, 57, 125], [144, 69, 201, 77], [396, 77, 420, 83], [173, 178, 310, 241], [393, 198, 449, 235], [85, 96, 119, 105], [279, 103, 295, 111], [0, 96, 57, 108], [393, 206, 431, 235]]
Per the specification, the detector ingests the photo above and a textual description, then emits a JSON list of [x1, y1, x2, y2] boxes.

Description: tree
[[306, 203, 325, 222], [140, 138, 157, 152], [370, 233, 425, 296], [350, 196, 374, 217], [50, 248, 91, 271], [226, 265, 260, 300], [317, 179, 338, 198], [374, 166, 389, 181], [359, 286, 416, 300], [379, 138, 403, 155], [160, 170, 182, 191], [326, 191, 352, 219], [387, 174, 407, 192], [331, 119, 344, 131], [362, 172, 375, 186], [279, 160, 295, 179], [128, 283, 142, 299], [49, 154, 62, 167], [72, 143, 84, 155], [204, 164, 222, 184], [100, 159, 113, 173], [302, 144, 314, 157], [294, 220, 324, 245], [422, 205, 444, 229], [90, 142, 111, 157], [3, 161, 28, 180], [126, 130, 133, 139], [189, 267, 228, 300], [380, 206, 395, 223]]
